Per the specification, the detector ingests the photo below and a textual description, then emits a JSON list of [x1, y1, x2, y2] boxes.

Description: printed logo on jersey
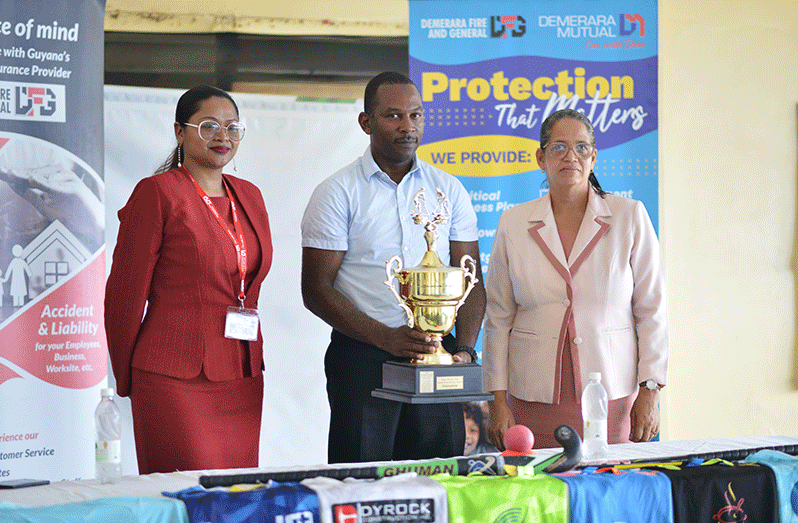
[[333, 499, 435, 523], [491, 15, 526, 38], [467, 455, 498, 474], [0, 81, 66, 122], [275, 512, 314, 523], [712, 483, 747, 522], [493, 507, 524, 523]]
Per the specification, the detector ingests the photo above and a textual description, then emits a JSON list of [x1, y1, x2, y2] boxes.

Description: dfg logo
[[620, 14, 645, 37], [0, 81, 65, 122], [16, 85, 58, 117], [490, 15, 526, 38]]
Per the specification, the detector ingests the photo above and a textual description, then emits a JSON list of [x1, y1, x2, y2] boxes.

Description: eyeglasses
[[542, 142, 594, 160], [183, 120, 246, 142]]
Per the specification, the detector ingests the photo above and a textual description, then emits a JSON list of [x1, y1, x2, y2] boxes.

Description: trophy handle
[[385, 255, 415, 328], [455, 254, 479, 313]]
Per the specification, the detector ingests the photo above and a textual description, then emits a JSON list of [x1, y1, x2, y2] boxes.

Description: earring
[[177, 144, 183, 167]]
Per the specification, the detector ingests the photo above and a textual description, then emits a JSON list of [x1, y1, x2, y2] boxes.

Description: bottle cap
[[101, 388, 114, 397], [588, 371, 601, 381]]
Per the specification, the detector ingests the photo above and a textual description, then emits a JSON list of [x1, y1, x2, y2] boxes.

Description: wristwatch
[[640, 379, 662, 391], [454, 345, 478, 364]]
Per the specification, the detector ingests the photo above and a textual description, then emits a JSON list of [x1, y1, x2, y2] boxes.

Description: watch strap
[[454, 345, 478, 363]]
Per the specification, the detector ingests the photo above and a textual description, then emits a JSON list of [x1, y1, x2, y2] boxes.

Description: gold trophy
[[372, 188, 493, 403]]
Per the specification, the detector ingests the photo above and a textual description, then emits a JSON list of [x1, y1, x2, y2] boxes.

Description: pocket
[[507, 327, 555, 400], [603, 325, 636, 383], [511, 326, 539, 336], [508, 328, 541, 362]]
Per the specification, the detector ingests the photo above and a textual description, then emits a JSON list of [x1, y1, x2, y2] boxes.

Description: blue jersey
[[165, 483, 319, 523], [554, 468, 673, 523], [745, 450, 798, 523]]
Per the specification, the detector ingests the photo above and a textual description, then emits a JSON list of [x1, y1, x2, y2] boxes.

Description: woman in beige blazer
[[483, 109, 667, 450]]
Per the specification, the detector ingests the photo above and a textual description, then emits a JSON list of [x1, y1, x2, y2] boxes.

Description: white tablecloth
[[3, 434, 797, 508]]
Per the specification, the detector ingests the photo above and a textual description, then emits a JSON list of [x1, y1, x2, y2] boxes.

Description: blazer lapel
[[527, 194, 571, 283], [223, 174, 272, 286], [569, 190, 612, 275]]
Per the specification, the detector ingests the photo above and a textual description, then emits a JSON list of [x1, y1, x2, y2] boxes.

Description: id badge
[[225, 307, 259, 341]]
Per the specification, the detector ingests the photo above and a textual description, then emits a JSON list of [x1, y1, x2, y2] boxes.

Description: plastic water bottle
[[581, 371, 608, 461], [95, 388, 122, 484]]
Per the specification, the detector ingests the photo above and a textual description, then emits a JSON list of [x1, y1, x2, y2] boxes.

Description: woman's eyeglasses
[[542, 142, 594, 160], [183, 120, 246, 142]]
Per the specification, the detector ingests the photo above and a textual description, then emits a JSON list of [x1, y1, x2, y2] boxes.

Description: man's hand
[[377, 325, 439, 360], [452, 351, 472, 363]]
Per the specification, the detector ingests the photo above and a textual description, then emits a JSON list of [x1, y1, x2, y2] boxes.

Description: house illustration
[[15, 219, 90, 303]]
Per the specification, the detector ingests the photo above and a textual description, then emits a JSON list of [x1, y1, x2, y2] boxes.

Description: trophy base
[[371, 361, 494, 404]]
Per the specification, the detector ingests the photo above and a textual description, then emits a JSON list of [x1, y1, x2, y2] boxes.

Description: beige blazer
[[483, 190, 668, 402]]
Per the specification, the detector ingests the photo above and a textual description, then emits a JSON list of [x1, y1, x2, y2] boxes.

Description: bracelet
[[454, 345, 478, 364]]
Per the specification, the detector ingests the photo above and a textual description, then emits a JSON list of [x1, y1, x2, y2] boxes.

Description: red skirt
[[130, 367, 263, 474]]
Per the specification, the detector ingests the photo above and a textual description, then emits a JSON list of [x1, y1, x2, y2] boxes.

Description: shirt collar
[[360, 145, 421, 183]]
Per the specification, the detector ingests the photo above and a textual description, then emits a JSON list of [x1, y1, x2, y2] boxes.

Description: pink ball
[[504, 424, 535, 453]]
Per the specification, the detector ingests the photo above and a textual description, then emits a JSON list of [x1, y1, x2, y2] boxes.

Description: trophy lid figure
[[413, 188, 449, 268]]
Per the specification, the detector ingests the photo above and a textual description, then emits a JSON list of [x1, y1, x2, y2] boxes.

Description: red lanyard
[[188, 172, 248, 307]]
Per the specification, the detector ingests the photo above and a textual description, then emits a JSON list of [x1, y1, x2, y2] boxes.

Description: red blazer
[[105, 166, 273, 397]]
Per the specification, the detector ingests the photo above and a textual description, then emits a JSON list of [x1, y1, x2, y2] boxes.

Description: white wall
[[659, 0, 798, 440]]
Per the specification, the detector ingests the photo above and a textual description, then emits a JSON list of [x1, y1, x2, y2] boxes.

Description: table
[[2, 435, 796, 522]]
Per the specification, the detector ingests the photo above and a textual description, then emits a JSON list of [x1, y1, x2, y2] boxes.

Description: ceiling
[[104, 0, 409, 36], [103, 1, 411, 96]]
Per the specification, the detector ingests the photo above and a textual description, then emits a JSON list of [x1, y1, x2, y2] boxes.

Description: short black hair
[[363, 71, 417, 116]]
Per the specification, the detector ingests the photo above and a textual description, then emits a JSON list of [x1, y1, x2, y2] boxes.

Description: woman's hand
[[487, 392, 515, 451], [630, 388, 660, 442]]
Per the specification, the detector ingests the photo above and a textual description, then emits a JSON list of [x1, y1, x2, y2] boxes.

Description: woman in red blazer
[[105, 85, 272, 474]]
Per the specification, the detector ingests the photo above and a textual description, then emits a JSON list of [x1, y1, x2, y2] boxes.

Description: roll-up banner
[[409, 1, 659, 317], [0, 0, 106, 480]]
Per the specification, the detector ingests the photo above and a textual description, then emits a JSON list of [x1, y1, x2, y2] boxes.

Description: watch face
[[645, 380, 658, 390]]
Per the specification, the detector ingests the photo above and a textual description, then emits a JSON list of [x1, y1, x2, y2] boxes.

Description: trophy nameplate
[[372, 188, 493, 404]]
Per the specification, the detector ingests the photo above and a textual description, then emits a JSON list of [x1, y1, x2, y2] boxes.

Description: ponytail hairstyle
[[539, 109, 605, 197], [154, 85, 240, 175]]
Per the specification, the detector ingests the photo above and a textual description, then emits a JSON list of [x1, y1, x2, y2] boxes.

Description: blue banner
[[409, 0, 659, 282]]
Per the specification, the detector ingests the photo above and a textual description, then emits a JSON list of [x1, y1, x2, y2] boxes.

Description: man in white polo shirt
[[301, 71, 485, 464]]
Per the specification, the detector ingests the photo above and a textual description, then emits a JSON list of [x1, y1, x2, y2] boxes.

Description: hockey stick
[[199, 425, 584, 488], [200, 453, 507, 488], [529, 424, 583, 474]]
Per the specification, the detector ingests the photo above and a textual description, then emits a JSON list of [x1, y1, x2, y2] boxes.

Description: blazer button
[[573, 337, 582, 344], [563, 299, 571, 307]]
